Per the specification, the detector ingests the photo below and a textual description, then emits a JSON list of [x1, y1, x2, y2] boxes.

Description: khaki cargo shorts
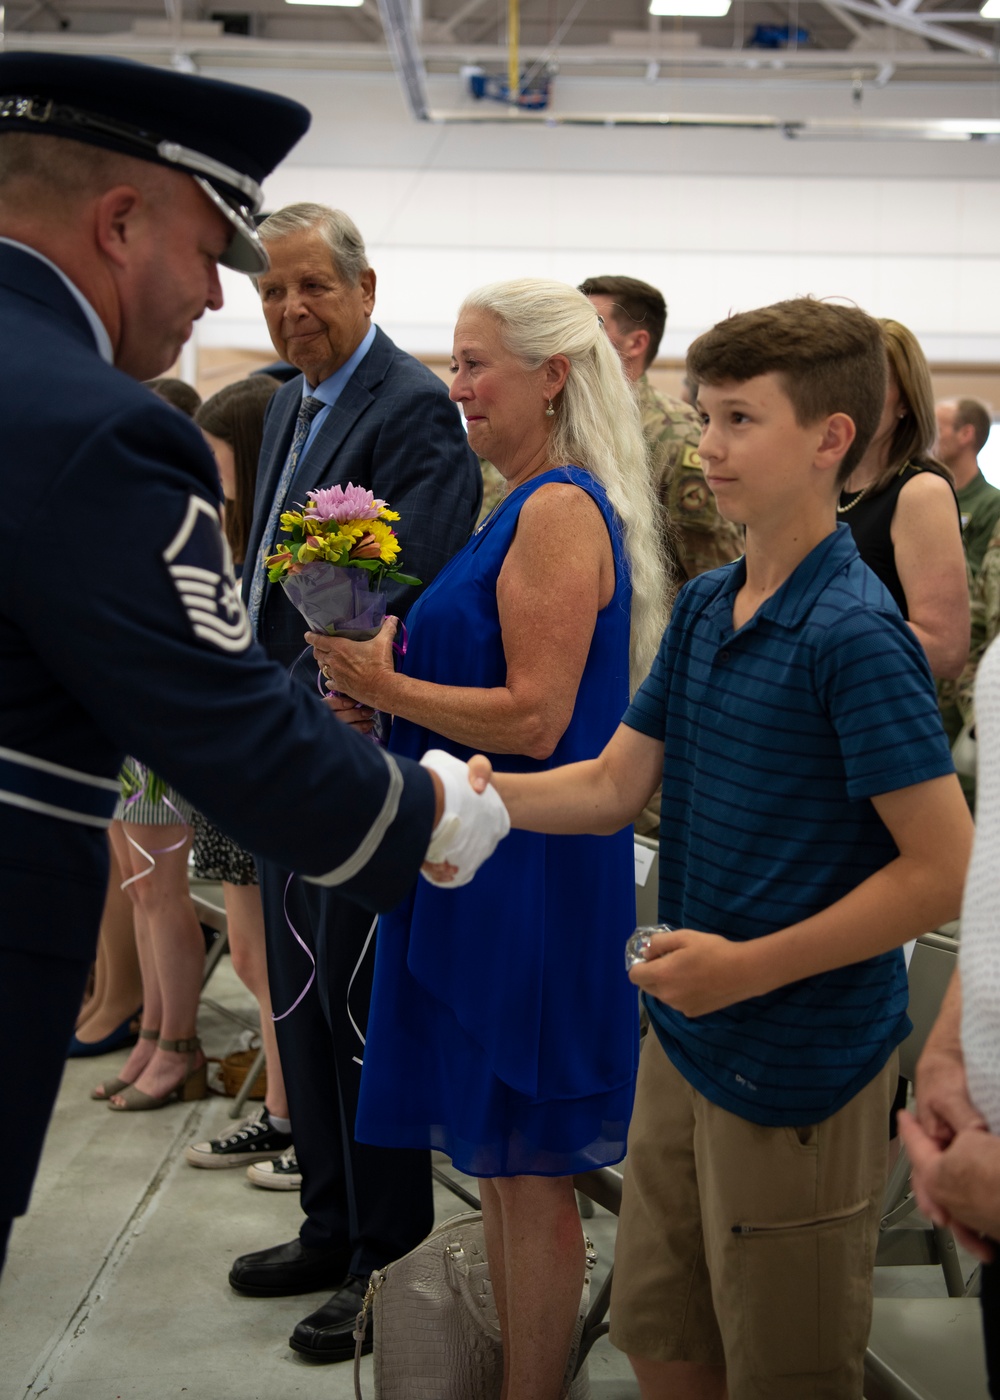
[[610, 1033, 896, 1400]]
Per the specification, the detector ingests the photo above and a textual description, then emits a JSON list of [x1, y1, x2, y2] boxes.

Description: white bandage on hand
[[420, 749, 510, 887]]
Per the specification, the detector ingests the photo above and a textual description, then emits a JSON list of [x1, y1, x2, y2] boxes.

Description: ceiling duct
[[375, 0, 430, 121]]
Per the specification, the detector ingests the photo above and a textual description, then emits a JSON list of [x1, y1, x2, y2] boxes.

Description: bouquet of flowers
[[265, 483, 420, 638]]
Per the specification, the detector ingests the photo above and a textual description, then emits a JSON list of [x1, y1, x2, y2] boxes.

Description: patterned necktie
[[247, 394, 324, 634]]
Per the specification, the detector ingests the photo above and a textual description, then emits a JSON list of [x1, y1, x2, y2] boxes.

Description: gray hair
[[257, 202, 369, 286], [461, 277, 671, 692]]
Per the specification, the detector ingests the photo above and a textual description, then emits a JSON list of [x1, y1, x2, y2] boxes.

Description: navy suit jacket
[[245, 325, 482, 671], [0, 243, 436, 957]]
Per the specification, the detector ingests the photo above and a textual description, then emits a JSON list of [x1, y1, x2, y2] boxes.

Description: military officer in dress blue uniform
[[0, 51, 508, 1273]]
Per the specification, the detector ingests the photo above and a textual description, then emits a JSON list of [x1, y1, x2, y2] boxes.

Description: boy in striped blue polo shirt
[[466, 298, 974, 1399]]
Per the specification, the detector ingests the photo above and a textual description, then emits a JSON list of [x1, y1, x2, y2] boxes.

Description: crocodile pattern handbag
[[353, 1209, 594, 1399]]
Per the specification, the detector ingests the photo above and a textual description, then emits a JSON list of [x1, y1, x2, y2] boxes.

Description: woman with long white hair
[[312, 277, 670, 1398]]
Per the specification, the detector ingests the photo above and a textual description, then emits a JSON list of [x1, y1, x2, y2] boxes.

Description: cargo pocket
[[733, 1198, 872, 1378]]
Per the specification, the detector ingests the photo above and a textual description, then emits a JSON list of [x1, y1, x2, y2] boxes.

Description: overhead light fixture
[[649, 0, 732, 15], [981, 0, 1000, 16], [284, 0, 363, 6]]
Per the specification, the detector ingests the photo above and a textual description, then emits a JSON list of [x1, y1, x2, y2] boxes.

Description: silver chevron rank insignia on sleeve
[[163, 495, 252, 654]]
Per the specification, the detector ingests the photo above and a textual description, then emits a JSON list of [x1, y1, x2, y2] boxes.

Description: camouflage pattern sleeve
[[477, 458, 506, 527], [637, 375, 744, 580], [939, 531, 1000, 743]]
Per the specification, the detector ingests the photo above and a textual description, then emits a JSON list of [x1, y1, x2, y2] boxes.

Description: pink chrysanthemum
[[304, 484, 386, 524]]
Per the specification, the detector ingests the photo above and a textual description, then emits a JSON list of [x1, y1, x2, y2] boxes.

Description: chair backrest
[[898, 932, 959, 1083], [634, 833, 659, 930]]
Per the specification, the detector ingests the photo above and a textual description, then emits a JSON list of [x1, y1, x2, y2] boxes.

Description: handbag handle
[[353, 1270, 384, 1400], [445, 1239, 503, 1344]]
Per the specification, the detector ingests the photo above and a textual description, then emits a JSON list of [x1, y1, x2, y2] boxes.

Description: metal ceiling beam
[[349, 1, 386, 41], [375, 0, 430, 119], [439, 0, 491, 40], [818, 0, 870, 40], [822, 0, 998, 55]]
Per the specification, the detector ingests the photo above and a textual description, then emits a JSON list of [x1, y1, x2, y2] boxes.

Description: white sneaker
[[246, 1147, 302, 1190]]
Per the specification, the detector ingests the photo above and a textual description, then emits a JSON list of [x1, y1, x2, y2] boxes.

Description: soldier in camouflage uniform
[[636, 372, 744, 582], [939, 527, 1000, 808], [580, 276, 744, 833], [476, 458, 506, 527], [579, 275, 742, 586]]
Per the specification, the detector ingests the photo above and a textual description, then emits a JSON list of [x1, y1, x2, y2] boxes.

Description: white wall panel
[[200, 68, 1000, 364]]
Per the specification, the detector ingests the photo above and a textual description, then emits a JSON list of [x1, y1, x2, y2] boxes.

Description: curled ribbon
[[120, 791, 190, 889], [271, 872, 317, 1022]]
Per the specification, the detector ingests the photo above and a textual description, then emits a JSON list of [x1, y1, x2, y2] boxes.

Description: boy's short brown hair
[[687, 298, 886, 483]]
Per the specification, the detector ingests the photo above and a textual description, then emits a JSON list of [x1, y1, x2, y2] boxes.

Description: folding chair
[[191, 879, 266, 1119], [865, 931, 990, 1400], [876, 932, 970, 1297]]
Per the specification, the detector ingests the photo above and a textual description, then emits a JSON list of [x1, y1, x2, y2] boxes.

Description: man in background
[[580, 274, 744, 835], [579, 274, 743, 584], [935, 396, 1000, 577]]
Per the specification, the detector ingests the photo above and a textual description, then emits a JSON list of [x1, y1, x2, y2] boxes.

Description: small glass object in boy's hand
[[625, 925, 675, 971]]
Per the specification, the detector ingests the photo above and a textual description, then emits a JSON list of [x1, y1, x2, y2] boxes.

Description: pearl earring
[[545, 399, 555, 418]]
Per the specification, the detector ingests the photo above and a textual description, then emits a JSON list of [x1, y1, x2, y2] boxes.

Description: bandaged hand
[[420, 749, 510, 886]]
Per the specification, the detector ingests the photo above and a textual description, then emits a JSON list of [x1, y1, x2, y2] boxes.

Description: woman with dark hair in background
[[69, 377, 204, 1060], [182, 375, 299, 1181], [837, 320, 971, 1164], [837, 318, 969, 680]]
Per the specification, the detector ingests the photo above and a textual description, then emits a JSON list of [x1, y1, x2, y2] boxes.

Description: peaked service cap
[[0, 51, 311, 273]]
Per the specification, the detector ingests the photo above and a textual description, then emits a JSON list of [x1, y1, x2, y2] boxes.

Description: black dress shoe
[[288, 1274, 371, 1362], [228, 1238, 352, 1297]]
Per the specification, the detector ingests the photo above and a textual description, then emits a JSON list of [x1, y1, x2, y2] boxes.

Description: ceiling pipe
[[507, 0, 519, 100], [375, 0, 429, 119], [1, 30, 995, 74]]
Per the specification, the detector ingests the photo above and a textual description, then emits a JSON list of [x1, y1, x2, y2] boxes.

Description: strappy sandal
[[107, 1036, 207, 1112], [91, 1027, 160, 1101]]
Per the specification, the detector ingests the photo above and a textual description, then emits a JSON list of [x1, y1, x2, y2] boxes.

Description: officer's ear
[[94, 185, 146, 270], [627, 326, 651, 368]]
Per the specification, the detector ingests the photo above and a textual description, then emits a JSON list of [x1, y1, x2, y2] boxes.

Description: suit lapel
[[245, 382, 303, 577], [288, 375, 374, 497], [247, 327, 398, 577], [287, 327, 395, 496]]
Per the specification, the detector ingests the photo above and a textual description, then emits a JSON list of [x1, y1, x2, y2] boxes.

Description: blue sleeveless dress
[[356, 467, 639, 1177]]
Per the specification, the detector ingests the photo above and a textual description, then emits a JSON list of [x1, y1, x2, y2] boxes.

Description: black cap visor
[[193, 176, 268, 274], [0, 92, 269, 272]]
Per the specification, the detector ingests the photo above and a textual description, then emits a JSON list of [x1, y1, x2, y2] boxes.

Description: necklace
[[837, 484, 870, 515], [474, 490, 508, 535]]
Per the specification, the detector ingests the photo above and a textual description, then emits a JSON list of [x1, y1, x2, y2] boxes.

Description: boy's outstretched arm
[[468, 722, 664, 836], [630, 772, 973, 1017]]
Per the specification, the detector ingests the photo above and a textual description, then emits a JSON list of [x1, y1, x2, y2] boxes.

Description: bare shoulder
[[894, 470, 961, 527], [516, 479, 607, 534], [897, 470, 958, 506]]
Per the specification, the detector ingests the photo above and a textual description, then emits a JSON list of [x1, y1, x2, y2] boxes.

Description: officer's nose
[[207, 264, 224, 313]]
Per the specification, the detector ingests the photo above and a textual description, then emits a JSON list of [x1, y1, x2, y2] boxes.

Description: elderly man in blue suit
[[228, 203, 482, 1361]]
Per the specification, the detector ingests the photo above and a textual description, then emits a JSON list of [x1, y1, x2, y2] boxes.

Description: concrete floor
[[1, 947, 985, 1400], [1, 952, 635, 1400]]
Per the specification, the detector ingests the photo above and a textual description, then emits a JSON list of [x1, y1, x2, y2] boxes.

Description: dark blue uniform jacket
[[0, 243, 435, 962]]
